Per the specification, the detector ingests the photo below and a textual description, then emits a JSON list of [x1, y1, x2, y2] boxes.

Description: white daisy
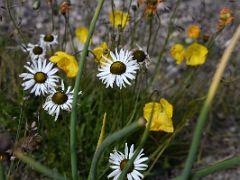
[[42, 81, 74, 121], [97, 48, 139, 89], [132, 44, 151, 68], [19, 59, 59, 96], [26, 43, 46, 60], [40, 33, 58, 48], [108, 143, 148, 180]]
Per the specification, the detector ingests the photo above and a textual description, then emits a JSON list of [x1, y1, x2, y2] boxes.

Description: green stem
[[15, 100, 25, 141], [88, 119, 146, 180], [191, 156, 240, 179], [149, 18, 161, 55], [6, 0, 27, 46], [126, 86, 141, 125], [70, 0, 105, 180], [149, 0, 181, 87], [61, 16, 68, 51], [0, 160, 6, 180], [118, 103, 157, 180], [8, 99, 26, 176], [180, 25, 240, 180], [50, 3, 55, 32], [118, 125, 149, 180], [65, 15, 78, 54], [13, 150, 65, 180], [174, 156, 240, 180], [146, 18, 153, 52]]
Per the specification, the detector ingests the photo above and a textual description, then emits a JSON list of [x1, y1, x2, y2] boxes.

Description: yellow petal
[[49, 51, 72, 63], [75, 26, 88, 44], [109, 10, 129, 29], [185, 43, 208, 66], [93, 47, 103, 60], [170, 44, 185, 64], [49, 55, 61, 63], [143, 99, 174, 133], [160, 98, 173, 118], [92, 42, 110, 64], [49, 51, 78, 78], [57, 58, 78, 78]]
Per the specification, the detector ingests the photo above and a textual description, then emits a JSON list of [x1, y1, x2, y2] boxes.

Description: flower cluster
[[19, 34, 79, 121], [16, 4, 228, 179], [170, 42, 208, 66], [93, 43, 151, 89]]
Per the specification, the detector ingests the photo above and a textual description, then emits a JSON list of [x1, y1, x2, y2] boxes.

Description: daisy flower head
[[132, 44, 151, 68], [19, 59, 59, 96], [43, 81, 77, 121], [26, 43, 46, 61], [97, 48, 139, 89], [40, 33, 58, 48], [108, 143, 148, 180]]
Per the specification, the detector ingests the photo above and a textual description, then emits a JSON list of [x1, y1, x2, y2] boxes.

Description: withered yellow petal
[[143, 98, 174, 133]]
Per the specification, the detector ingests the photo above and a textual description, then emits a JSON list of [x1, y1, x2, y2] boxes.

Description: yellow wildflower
[[187, 25, 201, 39], [75, 26, 88, 44], [185, 43, 208, 66], [143, 98, 174, 133], [50, 51, 78, 78], [109, 10, 129, 29], [92, 42, 110, 64], [170, 44, 185, 64]]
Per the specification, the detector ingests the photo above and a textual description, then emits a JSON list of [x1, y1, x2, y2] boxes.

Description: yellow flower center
[[110, 61, 126, 75], [133, 50, 146, 62], [33, 46, 43, 55], [34, 72, 47, 83], [52, 91, 68, 105], [120, 159, 134, 173], [44, 34, 54, 42]]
